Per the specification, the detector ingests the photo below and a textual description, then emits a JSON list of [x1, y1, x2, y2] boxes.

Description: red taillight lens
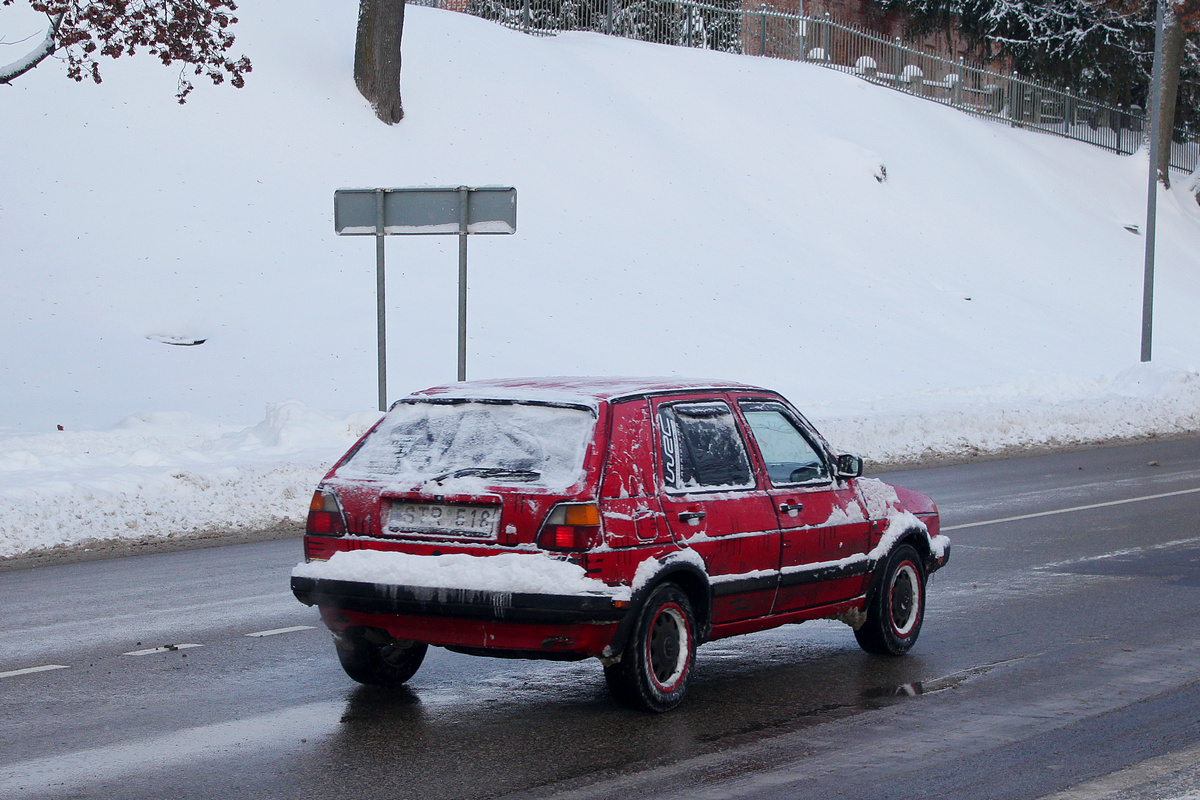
[[306, 489, 346, 537], [538, 503, 602, 551]]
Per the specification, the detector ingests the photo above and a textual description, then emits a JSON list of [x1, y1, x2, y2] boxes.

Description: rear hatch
[[328, 398, 601, 548]]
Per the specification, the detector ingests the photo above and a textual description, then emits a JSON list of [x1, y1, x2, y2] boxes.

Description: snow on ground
[[2, 2, 1200, 558], [0, 403, 383, 557]]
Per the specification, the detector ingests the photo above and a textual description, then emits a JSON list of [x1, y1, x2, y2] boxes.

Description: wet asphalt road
[[3, 436, 1200, 799]]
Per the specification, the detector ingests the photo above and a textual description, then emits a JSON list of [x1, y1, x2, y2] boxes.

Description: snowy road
[[3, 436, 1200, 799]]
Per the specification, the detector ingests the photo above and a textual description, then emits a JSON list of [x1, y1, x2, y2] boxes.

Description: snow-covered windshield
[[336, 401, 597, 489]]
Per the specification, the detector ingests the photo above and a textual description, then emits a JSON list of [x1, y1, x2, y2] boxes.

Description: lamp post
[[1141, 0, 1167, 363]]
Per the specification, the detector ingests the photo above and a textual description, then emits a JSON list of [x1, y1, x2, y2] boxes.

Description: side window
[[658, 401, 754, 491], [739, 402, 830, 486]]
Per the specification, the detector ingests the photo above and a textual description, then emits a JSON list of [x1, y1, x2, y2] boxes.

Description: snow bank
[[814, 363, 1200, 465], [0, 403, 379, 558], [4, 363, 1195, 559]]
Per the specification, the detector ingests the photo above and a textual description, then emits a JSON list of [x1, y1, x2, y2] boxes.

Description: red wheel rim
[[646, 602, 691, 692], [888, 561, 921, 637]]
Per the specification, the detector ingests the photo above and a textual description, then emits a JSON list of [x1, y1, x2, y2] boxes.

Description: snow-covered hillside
[[2, 1, 1200, 557]]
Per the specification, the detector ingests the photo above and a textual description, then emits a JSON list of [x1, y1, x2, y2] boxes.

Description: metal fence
[[420, 0, 1200, 174]]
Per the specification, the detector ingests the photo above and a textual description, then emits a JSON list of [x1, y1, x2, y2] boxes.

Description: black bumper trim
[[291, 576, 627, 625]]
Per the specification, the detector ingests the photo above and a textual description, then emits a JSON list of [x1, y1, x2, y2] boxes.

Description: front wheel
[[605, 583, 697, 712], [854, 544, 926, 656], [334, 627, 428, 687]]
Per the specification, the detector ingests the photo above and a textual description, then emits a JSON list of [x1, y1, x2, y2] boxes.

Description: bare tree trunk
[[1153, 3, 1185, 187], [354, 0, 407, 124]]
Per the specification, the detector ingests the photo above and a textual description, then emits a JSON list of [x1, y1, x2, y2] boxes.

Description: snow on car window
[[659, 401, 754, 491], [336, 401, 596, 489]]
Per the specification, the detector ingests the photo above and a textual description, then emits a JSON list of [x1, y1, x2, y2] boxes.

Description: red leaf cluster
[[3, 0, 251, 101]]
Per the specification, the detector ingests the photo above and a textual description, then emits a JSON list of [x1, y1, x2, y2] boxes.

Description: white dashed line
[[0, 664, 69, 679], [942, 486, 1200, 531], [244, 625, 316, 638], [122, 644, 204, 656]]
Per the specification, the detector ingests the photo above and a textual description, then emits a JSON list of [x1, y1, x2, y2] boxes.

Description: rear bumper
[[292, 576, 625, 657], [291, 576, 627, 625]]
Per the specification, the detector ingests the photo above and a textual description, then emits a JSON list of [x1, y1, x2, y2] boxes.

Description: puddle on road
[[861, 657, 1022, 700], [692, 657, 1024, 748]]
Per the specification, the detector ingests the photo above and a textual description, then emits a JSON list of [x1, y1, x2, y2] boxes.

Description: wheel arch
[[603, 558, 712, 661], [865, 527, 931, 604]]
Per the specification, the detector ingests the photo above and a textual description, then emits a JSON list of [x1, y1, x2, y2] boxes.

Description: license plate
[[387, 502, 500, 539]]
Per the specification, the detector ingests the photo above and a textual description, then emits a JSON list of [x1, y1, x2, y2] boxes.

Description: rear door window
[[658, 401, 755, 491]]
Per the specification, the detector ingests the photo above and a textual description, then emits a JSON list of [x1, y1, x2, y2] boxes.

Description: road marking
[[1035, 739, 1200, 799], [122, 644, 203, 656], [0, 664, 68, 679], [942, 486, 1200, 531], [245, 625, 316, 638], [1038, 536, 1200, 570]]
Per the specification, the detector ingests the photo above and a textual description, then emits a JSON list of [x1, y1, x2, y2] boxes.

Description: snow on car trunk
[[292, 549, 630, 599]]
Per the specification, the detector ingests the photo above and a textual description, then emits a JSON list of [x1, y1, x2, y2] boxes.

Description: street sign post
[[334, 187, 517, 410]]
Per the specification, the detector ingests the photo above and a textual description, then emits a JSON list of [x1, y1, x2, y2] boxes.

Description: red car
[[292, 378, 949, 711]]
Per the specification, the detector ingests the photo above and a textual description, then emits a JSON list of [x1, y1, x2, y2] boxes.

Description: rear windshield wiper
[[431, 467, 542, 484]]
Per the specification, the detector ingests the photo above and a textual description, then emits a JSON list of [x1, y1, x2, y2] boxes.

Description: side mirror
[[836, 453, 863, 479]]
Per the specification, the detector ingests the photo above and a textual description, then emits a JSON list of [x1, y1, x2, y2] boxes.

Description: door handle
[[779, 502, 803, 517], [678, 511, 706, 525]]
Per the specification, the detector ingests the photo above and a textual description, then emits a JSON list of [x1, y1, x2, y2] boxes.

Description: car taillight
[[306, 489, 347, 537], [537, 503, 602, 551]]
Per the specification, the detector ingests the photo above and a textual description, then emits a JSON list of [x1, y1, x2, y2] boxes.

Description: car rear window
[[335, 401, 597, 490]]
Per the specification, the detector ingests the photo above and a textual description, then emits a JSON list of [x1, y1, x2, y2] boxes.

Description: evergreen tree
[[881, 0, 1200, 168]]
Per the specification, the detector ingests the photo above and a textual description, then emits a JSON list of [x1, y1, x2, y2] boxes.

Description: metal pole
[[375, 189, 388, 412], [1142, 0, 1166, 363], [458, 187, 469, 382], [759, 4, 767, 56]]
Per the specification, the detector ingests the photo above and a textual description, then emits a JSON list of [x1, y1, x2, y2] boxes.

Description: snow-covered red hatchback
[[292, 378, 949, 711]]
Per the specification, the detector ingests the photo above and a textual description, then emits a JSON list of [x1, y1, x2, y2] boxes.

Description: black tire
[[854, 544, 926, 656], [333, 628, 428, 687], [604, 583, 697, 712]]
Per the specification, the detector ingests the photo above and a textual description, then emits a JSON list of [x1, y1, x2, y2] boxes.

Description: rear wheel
[[854, 544, 926, 656], [334, 628, 428, 687], [605, 583, 697, 712]]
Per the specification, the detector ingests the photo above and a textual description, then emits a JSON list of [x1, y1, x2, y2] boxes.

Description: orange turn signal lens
[[563, 504, 600, 526]]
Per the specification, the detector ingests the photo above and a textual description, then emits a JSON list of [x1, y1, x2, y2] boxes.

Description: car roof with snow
[[406, 377, 769, 409]]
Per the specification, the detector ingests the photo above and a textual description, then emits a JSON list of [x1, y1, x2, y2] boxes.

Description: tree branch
[[0, 14, 62, 84]]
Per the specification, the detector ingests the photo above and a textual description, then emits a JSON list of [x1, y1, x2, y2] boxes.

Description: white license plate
[[387, 503, 500, 539]]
